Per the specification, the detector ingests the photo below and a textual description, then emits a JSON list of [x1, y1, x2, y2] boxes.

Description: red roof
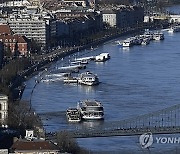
[[0, 24, 12, 35], [11, 140, 59, 151]]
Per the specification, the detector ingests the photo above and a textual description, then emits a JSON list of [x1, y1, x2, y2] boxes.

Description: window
[[0, 103, 1, 110], [0, 112, 1, 119]]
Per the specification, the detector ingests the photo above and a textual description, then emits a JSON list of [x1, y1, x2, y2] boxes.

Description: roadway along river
[[22, 30, 180, 153]]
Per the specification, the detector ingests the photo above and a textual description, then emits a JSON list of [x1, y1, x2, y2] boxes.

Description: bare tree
[[56, 131, 88, 154], [8, 100, 42, 130]]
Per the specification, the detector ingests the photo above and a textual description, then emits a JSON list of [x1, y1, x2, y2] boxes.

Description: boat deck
[[82, 100, 101, 107]]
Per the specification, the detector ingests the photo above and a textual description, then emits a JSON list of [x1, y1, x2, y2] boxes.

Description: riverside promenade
[[14, 21, 170, 101], [29, 22, 169, 72]]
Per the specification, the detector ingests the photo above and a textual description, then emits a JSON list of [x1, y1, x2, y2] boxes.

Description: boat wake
[[41, 73, 66, 83]]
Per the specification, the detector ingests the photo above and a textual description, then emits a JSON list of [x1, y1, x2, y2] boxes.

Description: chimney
[[13, 137, 18, 143]]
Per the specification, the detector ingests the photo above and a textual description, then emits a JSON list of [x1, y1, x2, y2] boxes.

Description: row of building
[[0, 1, 144, 53], [102, 5, 144, 28]]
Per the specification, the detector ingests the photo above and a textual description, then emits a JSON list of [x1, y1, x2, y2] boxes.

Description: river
[[22, 29, 180, 153], [166, 5, 180, 14]]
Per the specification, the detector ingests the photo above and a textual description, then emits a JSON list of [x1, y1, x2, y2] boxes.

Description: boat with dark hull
[[66, 108, 81, 122]]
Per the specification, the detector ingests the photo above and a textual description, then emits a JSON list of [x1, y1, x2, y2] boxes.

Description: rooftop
[[0, 24, 12, 35], [0, 94, 8, 100], [11, 139, 59, 151]]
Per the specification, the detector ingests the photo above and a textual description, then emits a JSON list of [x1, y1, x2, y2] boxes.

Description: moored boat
[[66, 108, 81, 122], [122, 38, 133, 47], [153, 32, 164, 40], [168, 26, 180, 33], [133, 37, 143, 45], [78, 71, 99, 86], [77, 100, 104, 120], [141, 38, 150, 45], [95, 53, 110, 62], [63, 77, 78, 83]]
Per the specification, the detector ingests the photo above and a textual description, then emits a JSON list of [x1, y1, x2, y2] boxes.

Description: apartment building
[[55, 11, 102, 37], [0, 0, 31, 7], [102, 10, 117, 27], [102, 6, 144, 28], [0, 94, 8, 127], [7, 16, 47, 47]]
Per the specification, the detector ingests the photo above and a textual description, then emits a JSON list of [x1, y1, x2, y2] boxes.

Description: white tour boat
[[141, 38, 150, 45], [153, 32, 164, 40], [95, 53, 110, 62], [143, 32, 153, 40], [63, 73, 78, 83], [66, 108, 81, 122], [168, 26, 180, 33], [78, 71, 99, 86], [122, 38, 133, 47], [77, 100, 104, 120], [63, 76, 78, 83], [133, 37, 143, 45]]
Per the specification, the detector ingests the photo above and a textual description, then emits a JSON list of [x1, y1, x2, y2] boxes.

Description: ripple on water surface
[[22, 31, 180, 152]]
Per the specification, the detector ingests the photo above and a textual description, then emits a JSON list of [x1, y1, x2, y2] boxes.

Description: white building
[[59, 0, 87, 7], [0, 7, 56, 48], [0, 94, 8, 126], [102, 6, 144, 28], [102, 10, 117, 27], [169, 15, 180, 23], [0, 0, 30, 7], [8, 17, 47, 47]]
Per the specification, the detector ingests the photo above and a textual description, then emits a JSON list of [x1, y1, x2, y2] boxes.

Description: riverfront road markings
[[139, 132, 180, 149]]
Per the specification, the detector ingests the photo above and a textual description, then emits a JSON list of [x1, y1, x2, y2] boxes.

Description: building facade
[[169, 15, 180, 23], [0, 42, 4, 67], [55, 11, 102, 38], [102, 6, 144, 28], [0, 10, 53, 49], [0, 24, 28, 55], [8, 17, 47, 47], [102, 10, 117, 27], [0, 94, 8, 127], [11, 139, 59, 154]]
